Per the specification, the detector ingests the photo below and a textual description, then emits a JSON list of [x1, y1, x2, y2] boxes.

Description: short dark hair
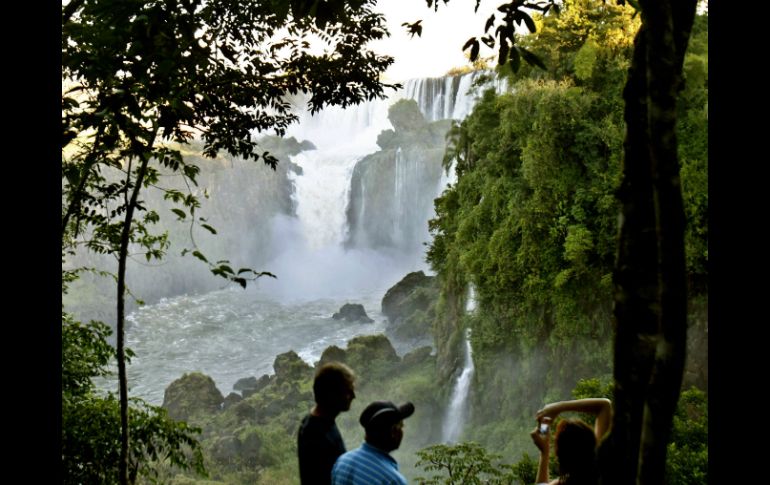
[[313, 362, 355, 406]]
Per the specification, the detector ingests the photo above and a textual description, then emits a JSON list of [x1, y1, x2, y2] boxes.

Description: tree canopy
[[62, 1, 400, 483]]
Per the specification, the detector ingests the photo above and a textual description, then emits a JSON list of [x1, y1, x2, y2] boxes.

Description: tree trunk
[[636, 1, 696, 484], [600, 23, 659, 485], [116, 143, 155, 485], [599, 1, 697, 484]]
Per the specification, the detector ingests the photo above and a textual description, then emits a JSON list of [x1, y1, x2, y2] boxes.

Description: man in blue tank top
[[331, 400, 415, 485], [297, 362, 357, 485]]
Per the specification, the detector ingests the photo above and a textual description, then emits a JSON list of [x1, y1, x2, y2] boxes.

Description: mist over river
[[94, 71, 498, 407], [112, 281, 417, 405]]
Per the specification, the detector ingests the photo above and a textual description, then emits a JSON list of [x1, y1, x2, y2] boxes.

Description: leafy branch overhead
[[62, 2, 401, 484], [404, 1, 558, 72]]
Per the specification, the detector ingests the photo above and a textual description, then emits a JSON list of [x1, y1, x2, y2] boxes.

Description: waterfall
[[259, 71, 505, 300], [442, 327, 475, 443], [285, 99, 392, 249], [393, 146, 406, 245], [441, 283, 477, 442]]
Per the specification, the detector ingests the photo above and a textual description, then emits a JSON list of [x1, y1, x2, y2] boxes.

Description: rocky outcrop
[[162, 372, 224, 422], [332, 303, 374, 323], [222, 392, 243, 410], [273, 350, 313, 383], [345, 334, 401, 381], [318, 345, 348, 366], [401, 346, 433, 367], [234, 374, 272, 398], [381, 271, 439, 342], [345, 99, 452, 252]]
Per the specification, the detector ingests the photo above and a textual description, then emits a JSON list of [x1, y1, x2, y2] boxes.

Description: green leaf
[[171, 208, 186, 219], [192, 251, 208, 263], [201, 224, 217, 235]]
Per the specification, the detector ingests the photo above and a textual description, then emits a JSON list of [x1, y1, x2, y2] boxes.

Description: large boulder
[[222, 392, 244, 410], [162, 372, 224, 422], [401, 346, 433, 367], [273, 350, 313, 383], [234, 374, 272, 398], [381, 271, 439, 342], [388, 99, 427, 133], [318, 345, 348, 366], [345, 334, 400, 379], [332, 303, 374, 323], [382, 271, 436, 322]]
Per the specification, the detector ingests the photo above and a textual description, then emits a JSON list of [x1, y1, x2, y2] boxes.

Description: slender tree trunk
[[600, 1, 697, 484], [116, 136, 156, 485]]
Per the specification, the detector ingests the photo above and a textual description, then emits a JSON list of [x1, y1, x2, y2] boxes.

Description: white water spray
[[442, 327, 475, 443]]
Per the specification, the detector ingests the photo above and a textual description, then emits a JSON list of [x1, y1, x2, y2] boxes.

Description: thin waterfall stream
[[441, 285, 477, 443]]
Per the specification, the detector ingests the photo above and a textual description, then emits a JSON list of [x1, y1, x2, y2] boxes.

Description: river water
[[104, 279, 419, 405]]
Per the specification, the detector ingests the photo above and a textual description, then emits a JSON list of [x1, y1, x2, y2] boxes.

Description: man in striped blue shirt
[[331, 401, 415, 485]]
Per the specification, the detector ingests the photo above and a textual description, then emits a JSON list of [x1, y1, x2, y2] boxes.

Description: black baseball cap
[[359, 401, 415, 430]]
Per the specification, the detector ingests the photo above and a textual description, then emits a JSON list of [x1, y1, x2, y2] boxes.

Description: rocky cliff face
[[345, 100, 452, 253], [381, 271, 439, 344]]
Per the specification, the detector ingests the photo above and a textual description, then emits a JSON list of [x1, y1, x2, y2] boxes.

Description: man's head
[[360, 401, 415, 452], [313, 362, 356, 415]]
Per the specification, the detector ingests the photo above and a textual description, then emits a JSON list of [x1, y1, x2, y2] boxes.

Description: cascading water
[[442, 329, 475, 443], [441, 285, 477, 443], [287, 100, 391, 249], [98, 71, 502, 404]]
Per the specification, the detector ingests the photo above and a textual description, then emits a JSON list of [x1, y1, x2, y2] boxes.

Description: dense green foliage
[[62, 1, 399, 482], [426, 0, 707, 461], [665, 388, 708, 485], [158, 335, 442, 484], [413, 378, 706, 485], [62, 315, 205, 484], [415, 442, 514, 485]]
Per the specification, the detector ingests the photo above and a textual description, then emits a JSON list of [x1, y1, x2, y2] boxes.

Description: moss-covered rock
[[273, 350, 313, 384], [345, 99, 452, 252], [383, 272, 438, 321], [381, 271, 439, 343], [401, 346, 433, 367], [318, 345, 348, 366], [332, 303, 374, 323], [235, 374, 272, 398], [345, 334, 400, 382], [222, 392, 243, 410], [162, 372, 224, 422], [388, 99, 427, 133]]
